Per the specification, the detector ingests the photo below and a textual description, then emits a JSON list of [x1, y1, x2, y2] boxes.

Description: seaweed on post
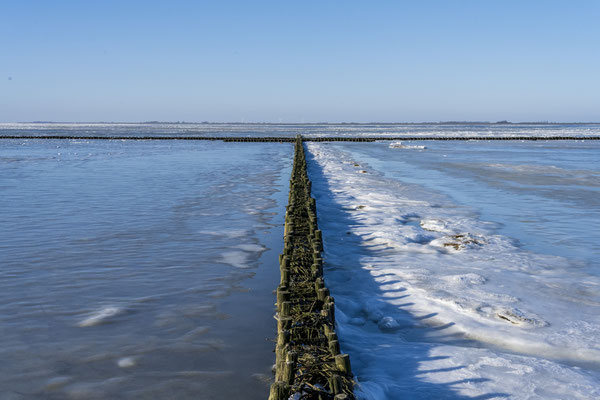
[[269, 135, 355, 400]]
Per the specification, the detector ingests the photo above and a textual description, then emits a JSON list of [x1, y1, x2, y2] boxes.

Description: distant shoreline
[[6, 121, 600, 125]]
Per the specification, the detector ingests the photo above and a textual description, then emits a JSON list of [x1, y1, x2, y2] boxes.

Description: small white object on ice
[[389, 141, 427, 149], [117, 357, 136, 368], [378, 316, 401, 332]]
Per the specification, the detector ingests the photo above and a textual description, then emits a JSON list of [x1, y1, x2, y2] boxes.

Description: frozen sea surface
[[0, 139, 291, 399], [1, 122, 600, 138], [2, 125, 599, 399], [306, 141, 600, 399]]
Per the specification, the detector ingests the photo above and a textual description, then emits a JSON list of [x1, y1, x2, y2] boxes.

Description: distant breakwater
[[269, 136, 355, 400]]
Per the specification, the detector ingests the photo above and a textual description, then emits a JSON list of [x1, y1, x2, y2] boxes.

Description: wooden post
[[317, 287, 330, 302], [283, 351, 297, 384], [335, 354, 352, 375], [277, 330, 290, 347], [280, 301, 291, 317], [268, 382, 290, 400], [278, 316, 291, 331], [335, 394, 350, 400], [313, 252, 322, 263], [315, 277, 324, 289], [280, 268, 289, 285], [280, 256, 289, 269], [315, 230, 322, 242], [329, 339, 340, 355], [277, 287, 290, 307], [275, 344, 288, 368], [325, 301, 335, 322], [328, 374, 343, 395], [311, 263, 323, 278]]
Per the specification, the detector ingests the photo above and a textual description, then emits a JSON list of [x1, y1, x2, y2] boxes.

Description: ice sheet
[[2, 122, 599, 138], [306, 142, 600, 399]]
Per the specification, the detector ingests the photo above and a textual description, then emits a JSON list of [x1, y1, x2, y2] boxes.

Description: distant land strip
[[1, 135, 599, 141]]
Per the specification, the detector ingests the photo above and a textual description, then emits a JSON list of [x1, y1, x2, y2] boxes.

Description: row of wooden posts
[[269, 136, 355, 400], [221, 136, 598, 141]]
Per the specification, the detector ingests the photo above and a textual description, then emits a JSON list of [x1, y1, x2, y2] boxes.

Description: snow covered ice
[[306, 141, 600, 399]]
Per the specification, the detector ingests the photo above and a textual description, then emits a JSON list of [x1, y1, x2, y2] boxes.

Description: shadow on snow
[[305, 148, 508, 400]]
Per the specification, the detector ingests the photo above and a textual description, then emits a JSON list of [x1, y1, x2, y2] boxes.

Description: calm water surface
[[0, 139, 291, 399]]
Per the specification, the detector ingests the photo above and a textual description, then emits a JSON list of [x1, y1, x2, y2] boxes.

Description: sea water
[[1, 123, 599, 399], [0, 139, 291, 399], [306, 140, 600, 399]]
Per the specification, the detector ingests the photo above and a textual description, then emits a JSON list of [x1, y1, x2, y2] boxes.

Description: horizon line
[[4, 121, 600, 125]]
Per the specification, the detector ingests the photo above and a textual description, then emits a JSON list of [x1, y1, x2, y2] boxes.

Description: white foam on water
[[78, 306, 123, 327], [307, 143, 600, 399], [236, 243, 266, 252], [220, 250, 251, 269], [197, 229, 252, 238], [117, 357, 136, 368], [45, 376, 73, 390]]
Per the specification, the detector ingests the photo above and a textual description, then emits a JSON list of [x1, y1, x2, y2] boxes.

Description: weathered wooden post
[[268, 381, 290, 400], [335, 354, 352, 375]]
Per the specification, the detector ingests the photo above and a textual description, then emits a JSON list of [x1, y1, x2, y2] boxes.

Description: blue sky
[[1, 1, 599, 122]]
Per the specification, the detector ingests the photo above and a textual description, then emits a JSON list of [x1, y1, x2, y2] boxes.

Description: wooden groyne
[[1, 135, 598, 141], [269, 136, 355, 400], [0, 135, 293, 141]]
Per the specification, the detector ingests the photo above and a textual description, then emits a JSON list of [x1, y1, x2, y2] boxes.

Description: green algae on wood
[[269, 135, 355, 400]]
